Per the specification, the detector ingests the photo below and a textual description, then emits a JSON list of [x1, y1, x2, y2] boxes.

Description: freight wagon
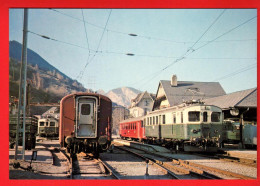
[[9, 115, 38, 150]]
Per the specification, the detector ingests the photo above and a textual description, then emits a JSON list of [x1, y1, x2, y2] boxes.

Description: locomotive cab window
[[81, 104, 91, 115], [188, 111, 200, 122], [40, 122, 45, 126], [50, 122, 55, 127], [211, 112, 221, 122]]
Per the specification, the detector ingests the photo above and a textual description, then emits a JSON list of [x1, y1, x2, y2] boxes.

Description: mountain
[[9, 41, 142, 109], [105, 87, 142, 107], [9, 41, 86, 99]]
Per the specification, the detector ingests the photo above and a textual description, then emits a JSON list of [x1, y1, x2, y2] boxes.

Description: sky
[[9, 9, 257, 94]]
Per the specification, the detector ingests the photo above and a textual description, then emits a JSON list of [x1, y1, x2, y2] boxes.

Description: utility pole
[[14, 9, 29, 160]]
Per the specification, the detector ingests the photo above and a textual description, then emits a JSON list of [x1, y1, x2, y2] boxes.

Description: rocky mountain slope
[[9, 41, 86, 98], [9, 40, 143, 109]]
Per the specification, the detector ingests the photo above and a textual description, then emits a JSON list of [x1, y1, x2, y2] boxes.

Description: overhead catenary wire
[[213, 63, 256, 82], [48, 8, 255, 45], [28, 30, 256, 60], [78, 9, 112, 81], [136, 14, 257, 90], [28, 29, 256, 63], [136, 9, 226, 89], [77, 9, 91, 81]]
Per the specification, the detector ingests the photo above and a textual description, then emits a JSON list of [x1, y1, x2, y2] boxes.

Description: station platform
[[9, 146, 53, 164], [223, 149, 257, 161]]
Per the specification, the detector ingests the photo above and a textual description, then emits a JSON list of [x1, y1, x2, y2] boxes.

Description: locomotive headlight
[[192, 129, 200, 134]]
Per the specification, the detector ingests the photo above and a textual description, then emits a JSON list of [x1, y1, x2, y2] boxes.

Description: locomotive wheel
[[93, 150, 99, 158]]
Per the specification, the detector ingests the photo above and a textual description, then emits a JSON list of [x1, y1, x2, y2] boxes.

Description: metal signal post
[[14, 9, 29, 160]]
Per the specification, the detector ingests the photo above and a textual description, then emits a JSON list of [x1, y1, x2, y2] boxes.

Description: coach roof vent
[[171, 75, 177, 87]]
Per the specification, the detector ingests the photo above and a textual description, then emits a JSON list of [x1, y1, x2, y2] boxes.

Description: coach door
[[76, 97, 97, 138]]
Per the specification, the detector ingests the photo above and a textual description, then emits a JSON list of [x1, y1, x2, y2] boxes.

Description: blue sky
[[9, 9, 257, 94]]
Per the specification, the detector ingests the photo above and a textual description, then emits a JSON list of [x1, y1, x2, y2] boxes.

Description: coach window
[[162, 115, 166, 124], [188, 111, 200, 122], [50, 122, 55, 127], [144, 118, 146, 126], [211, 112, 221, 122], [40, 122, 45, 126], [203, 112, 208, 122], [81, 104, 91, 115]]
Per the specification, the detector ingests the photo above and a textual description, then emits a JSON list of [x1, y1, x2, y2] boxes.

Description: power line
[[48, 9, 256, 45], [136, 15, 257, 90], [135, 10, 226, 89], [28, 30, 256, 62], [28, 30, 96, 52], [77, 9, 91, 81], [77, 9, 112, 81], [194, 16, 257, 51], [213, 63, 256, 81], [189, 9, 226, 51]]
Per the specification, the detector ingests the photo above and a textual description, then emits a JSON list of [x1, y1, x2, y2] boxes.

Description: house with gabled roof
[[204, 88, 257, 121], [42, 107, 60, 119], [153, 75, 226, 110], [129, 91, 155, 117]]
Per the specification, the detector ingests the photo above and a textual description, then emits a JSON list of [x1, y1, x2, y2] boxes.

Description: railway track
[[61, 151, 120, 179], [184, 151, 257, 168], [115, 145, 220, 180], [153, 151, 255, 179], [114, 140, 255, 179]]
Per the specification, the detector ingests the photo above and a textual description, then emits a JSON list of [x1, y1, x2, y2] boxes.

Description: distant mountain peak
[[105, 87, 142, 107]]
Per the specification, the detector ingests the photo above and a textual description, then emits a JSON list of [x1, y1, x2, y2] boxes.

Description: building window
[[203, 112, 208, 122], [156, 116, 158, 124], [173, 113, 176, 124], [211, 112, 221, 122], [159, 115, 161, 124], [153, 116, 155, 125], [181, 112, 183, 123], [145, 100, 149, 106], [162, 115, 166, 124], [188, 111, 200, 122], [144, 108, 148, 115]]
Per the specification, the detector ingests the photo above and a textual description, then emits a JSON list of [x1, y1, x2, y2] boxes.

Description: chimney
[[171, 75, 177, 87]]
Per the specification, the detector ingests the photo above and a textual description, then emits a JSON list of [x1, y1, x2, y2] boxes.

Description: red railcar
[[59, 92, 112, 157], [119, 116, 145, 142]]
